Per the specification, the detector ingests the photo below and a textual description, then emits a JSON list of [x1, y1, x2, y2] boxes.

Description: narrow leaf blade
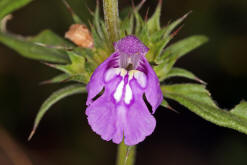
[[0, 32, 69, 63], [162, 83, 247, 136], [0, 0, 32, 20], [163, 67, 205, 83], [155, 35, 208, 78], [28, 84, 86, 140]]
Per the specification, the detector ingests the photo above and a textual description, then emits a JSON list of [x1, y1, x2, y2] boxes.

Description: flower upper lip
[[114, 35, 149, 55]]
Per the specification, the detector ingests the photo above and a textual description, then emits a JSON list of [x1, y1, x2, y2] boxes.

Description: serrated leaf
[[163, 84, 217, 107], [0, 0, 32, 20], [162, 67, 205, 83], [162, 84, 247, 136], [147, 0, 161, 33], [155, 35, 208, 77], [0, 32, 69, 63], [231, 101, 247, 120], [28, 84, 86, 140]]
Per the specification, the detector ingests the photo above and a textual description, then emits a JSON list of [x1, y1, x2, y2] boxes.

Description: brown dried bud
[[65, 24, 93, 48]]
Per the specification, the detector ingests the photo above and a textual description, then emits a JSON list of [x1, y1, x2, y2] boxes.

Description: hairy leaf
[[162, 83, 247, 135], [0, 32, 69, 63], [30, 29, 73, 47], [47, 51, 90, 83], [162, 67, 205, 83], [147, 0, 161, 33], [155, 35, 208, 78], [0, 0, 32, 20], [40, 74, 71, 85], [28, 84, 86, 140], [231, 101, 247, 120]]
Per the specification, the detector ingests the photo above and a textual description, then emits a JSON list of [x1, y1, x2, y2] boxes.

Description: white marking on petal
[[104, 68, 121, 82], [120, 68, 127, 77], [124, 83, 132, 104], [134, 71, 147, 88], [114, 80, 124, 102]]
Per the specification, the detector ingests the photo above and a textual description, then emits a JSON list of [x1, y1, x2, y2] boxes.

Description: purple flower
[[86, 35, 163, 146]]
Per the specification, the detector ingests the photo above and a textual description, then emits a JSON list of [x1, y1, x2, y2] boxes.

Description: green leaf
[[28, 84, 86, 140], [162, 67, 205, 83], [40, 74, 70, 85], [231, 101, 247, 120], [62, 0, 83, 24], [30, 29, 73, 47], [93, 2, 104, 40], [0, 0, 32, 20], [41, 73, 87, 84], [162, 83, 247, 136], [120, 14, 134, 37], [147, 0, 161, 33], [47, 51, 90, 83], [0, 32, 69, 63], [162, 12, 191, 40], [134, 11, 144, 35], [155, 35, 208, 78], [160, 35, 208, 62]]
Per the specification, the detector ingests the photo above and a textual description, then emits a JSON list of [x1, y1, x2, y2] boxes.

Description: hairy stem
[[116, 142, 136, 165], [103, 0, 120, 44]]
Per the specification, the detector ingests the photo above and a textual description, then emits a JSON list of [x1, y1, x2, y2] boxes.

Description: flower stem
[[103, 0, 120, 44], [116, 142, 136, 165]]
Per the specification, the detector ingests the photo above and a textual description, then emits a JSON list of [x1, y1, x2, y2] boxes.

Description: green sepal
[[47, 51, 90, 83], [62, 0, 83, 24], [147, 0, 161, 33], [162, 12, 191, 40], [154, 35, 208, 79]]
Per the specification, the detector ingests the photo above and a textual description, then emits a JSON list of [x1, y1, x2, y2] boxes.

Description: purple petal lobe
[[143, 58, 163, 113], [124, 80, 156, 146], [86, 53, 118, 106], [86, 76, 122, 141]]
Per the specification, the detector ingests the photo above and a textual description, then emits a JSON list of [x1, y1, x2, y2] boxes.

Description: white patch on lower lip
[[134, 71, 146, 88], [114, 80, 124, 102], [124, 83, 132, 104], [104, 68, 121, 82]]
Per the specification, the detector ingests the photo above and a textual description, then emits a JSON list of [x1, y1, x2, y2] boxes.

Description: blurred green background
[[0, 0, 247, 164]]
